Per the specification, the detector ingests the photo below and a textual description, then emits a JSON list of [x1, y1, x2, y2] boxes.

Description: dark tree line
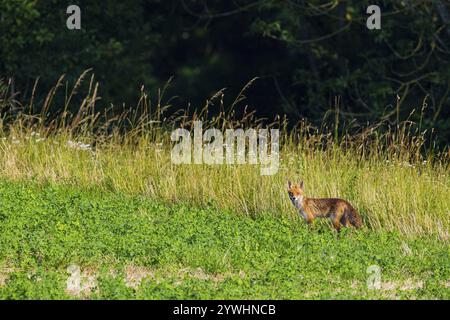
[[1, 0, 449, 145]]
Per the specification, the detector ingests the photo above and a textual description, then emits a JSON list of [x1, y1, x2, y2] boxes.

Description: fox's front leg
[[301, 211, 314, 227]]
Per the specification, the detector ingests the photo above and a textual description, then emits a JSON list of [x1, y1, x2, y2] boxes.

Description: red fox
[[287, 180, 363, 232]]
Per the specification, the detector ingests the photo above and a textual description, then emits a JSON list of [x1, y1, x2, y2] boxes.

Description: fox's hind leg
[[340, 213, 351, 227], [331, 204, 346, 232], [332, 219, 341, 233]]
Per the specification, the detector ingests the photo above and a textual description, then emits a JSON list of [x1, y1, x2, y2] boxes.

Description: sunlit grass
[[0, 74, 448, 239]]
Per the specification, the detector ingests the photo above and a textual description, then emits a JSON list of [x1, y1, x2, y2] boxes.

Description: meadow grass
[[0, 74, 448, 240], [0, 128, 448, 240]]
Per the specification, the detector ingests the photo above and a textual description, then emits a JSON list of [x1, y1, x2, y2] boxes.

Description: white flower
[[402, 161, 414, 168], [67, 140, 93, 152]]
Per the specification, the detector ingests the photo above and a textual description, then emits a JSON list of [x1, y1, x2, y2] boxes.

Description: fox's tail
[[345, 205, 363, 229]]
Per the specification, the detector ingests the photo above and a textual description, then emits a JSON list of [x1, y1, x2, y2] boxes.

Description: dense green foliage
[[1, 1, 450, 145], [0, 180, 448, 299]]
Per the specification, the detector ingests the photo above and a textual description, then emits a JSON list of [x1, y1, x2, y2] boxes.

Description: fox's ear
[[287, 180, 292, 189], [299, 180, 304, 188]]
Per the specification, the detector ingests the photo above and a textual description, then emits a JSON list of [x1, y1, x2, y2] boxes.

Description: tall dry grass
[[0, 74, 448, 239]]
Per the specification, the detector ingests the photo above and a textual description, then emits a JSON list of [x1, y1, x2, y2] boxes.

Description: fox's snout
[[288, 191, 302, 208]]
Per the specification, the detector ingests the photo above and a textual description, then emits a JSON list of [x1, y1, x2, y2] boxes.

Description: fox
[[287, 180, 363, 232]]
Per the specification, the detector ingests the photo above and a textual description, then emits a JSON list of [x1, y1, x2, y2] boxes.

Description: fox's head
[[287, 180, 304, 209]]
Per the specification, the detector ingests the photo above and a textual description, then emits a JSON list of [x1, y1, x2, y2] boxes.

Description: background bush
[[1, 0, 449, 145]]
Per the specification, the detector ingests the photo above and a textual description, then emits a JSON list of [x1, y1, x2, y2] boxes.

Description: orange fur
[[287, 181, 363, 232]]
